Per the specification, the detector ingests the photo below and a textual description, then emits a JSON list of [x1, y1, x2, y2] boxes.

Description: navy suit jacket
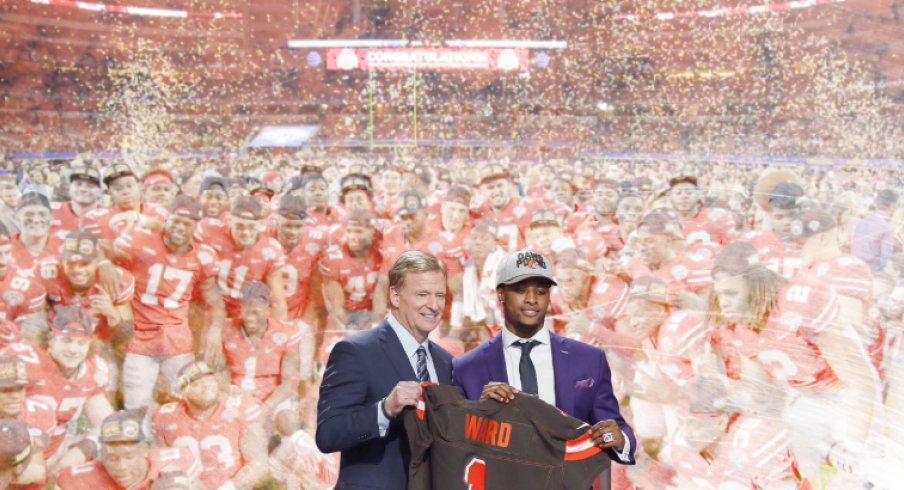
[[315, 321, 453, 489], [451, 331, 636, 464]]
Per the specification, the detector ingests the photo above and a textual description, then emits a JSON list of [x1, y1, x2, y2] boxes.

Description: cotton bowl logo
[[336, 49, 359, 70], [496, 49, 520, 71]]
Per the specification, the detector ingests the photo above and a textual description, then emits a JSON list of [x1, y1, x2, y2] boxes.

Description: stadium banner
[[326, 48, 529, 71]]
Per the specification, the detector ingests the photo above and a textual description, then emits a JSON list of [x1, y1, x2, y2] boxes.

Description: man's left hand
[[590, 419, 625, 450]]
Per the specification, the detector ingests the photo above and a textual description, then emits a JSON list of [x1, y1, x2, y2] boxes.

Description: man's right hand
[[383, 381, 423, 418], [480, 382, 518, 403]]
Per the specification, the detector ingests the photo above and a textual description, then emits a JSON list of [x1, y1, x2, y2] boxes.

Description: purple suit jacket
[[451, 332, 636, 464]]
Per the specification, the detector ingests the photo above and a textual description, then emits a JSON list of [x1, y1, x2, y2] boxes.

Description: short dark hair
[[388, 250, 446, 290]]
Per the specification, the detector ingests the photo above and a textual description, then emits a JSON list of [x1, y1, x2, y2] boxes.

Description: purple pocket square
[[575, 378, 595, 389]]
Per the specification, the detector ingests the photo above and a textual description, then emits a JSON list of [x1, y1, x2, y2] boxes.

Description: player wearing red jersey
[[152, 361, 268, 490], [525, 208, 567, 262], [51, 167, 103, 239], [0, 419, 46, 488], [2, 306, 114, 472], [43, 232, 134, 347], [708, 240, 878, 485], [431, 185, 473, 327], [0, 225, 47, 343], [630, 208, 713, 309], [111, 197, 224, 412], [82, 164, 168, 254], [566, 179, 624, 256], [618, 277, 711, 452], [473, 163, 545, 252], [141, 170, 178, 209], [196, 196, 287, 320], [374, 165, 403, 219], [742, 182, 804, 280], [614, 191, 645, 244], [668, 176, 736, 246], [56, 411, 200, 490], [0, 354, 56, 465], [274, 195, 323, 324], [549, 248, 629, 339], [299, 174, 341, 228], [321, 210, 382, 331], [198, 176, 230, 220], [11, 192, 62, 273], [222, 282, 302, 416], [789, 207, 883, 374], [663, 378, 803, 490]]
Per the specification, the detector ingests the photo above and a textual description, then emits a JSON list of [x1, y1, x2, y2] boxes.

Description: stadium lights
[[444, 40, 567, 49], [288, 40, 409, 48]]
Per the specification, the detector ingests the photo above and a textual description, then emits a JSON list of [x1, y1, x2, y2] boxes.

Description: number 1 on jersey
[[464, 457, 486, 490]]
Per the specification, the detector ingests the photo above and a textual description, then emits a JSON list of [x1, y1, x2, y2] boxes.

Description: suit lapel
[[486, 335, 509, 384], [428, 342, 452, 384], [378, 321, 416, 381], [550, 333, 574, 415]]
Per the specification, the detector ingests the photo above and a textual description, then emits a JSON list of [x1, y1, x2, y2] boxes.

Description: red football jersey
[[16, 396, 57, 458], [113, 228, 220, 356], [82, 203, 168, 242], [269, 429, 340, 489], [193, 217, 233, 257], [713, 279, 841, 395], [472, 195, 545, 252], [666, 415, 799, 490], [153, 390, 262, 489], [282, 229, 325, 320], [681, 207, 736, 245], [198, 223, 287, 317], [10, 233, 64, 273], [0, 268, 47, 323], [320, 243, 382, 311], [429, 226, 471, 276], [43, 266, 134, 340], [223, 318, 303, 401], [50, 201, 85, 239], [583, 275, 630, 322], [627, 251, 713, 303], [744, 228, 802, 279], [2, 342, 111, 459], [378, 225, 428, 274], [57, 447, 201, 490], [654, 310, 712, 384], [805, 255, 883, 371]]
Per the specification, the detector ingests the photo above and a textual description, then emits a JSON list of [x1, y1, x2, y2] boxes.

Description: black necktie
[[515, 340, 540, 395], [416, 346, 430, 382]]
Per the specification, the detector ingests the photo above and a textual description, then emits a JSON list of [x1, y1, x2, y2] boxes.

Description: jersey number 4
[[464, 457, 486, 490]]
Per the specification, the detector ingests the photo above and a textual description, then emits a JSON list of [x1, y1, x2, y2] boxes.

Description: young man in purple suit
[[452, 249, 636, 465]]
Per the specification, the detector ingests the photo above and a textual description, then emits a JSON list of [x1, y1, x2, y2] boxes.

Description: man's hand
[[480, 382, 518, 403], [382, 381, 423, 418], [202, 328, 225, 370], [590, 419, 626, 450], [89, 289, 117, 320], [96, 261, 120, 298]]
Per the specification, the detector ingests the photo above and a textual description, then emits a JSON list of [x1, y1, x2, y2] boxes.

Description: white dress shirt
[[500, 326, 556, 406], [377, 313, 438, 436]]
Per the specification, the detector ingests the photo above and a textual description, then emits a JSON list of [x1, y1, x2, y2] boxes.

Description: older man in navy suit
[[452, 249, 636, 465], [316, 250, 454, 489]]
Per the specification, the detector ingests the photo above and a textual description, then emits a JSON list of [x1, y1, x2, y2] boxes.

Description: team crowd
[[0, 156, 901, 489]]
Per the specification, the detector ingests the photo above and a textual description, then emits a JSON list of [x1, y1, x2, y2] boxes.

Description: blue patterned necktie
[[416, 346, 430, 382]]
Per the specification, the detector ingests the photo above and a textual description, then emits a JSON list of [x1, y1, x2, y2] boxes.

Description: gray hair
[[388, 250, 446, 290]]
